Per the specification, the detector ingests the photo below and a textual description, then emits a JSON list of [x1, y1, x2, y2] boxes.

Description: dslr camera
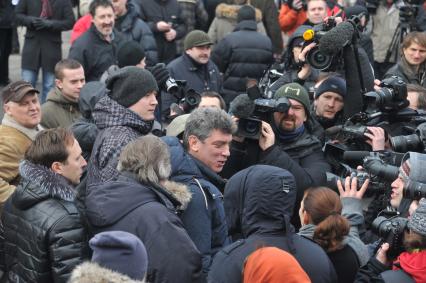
[[372, 215, 408, 259], [165, 77, 201, 114]]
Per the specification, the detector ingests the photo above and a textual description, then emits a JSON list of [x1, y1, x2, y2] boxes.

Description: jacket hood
[[13, 160, 76, 209], [394, 250, 426, 283], [79, 81, 107, 119], [69, 262, 145, 283], [85, 174, 191, 227], [46, 87, 79, 105], [116, 0, 141, 32], [224, 165, 297, 238], [215, 3, 262, 23], [93, 95, 153, 133]]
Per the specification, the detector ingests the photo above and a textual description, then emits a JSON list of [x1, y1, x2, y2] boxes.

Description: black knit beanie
[[106, 66, 158, 108], [117, 41, 145, 68], [237, 5, 256, 23]]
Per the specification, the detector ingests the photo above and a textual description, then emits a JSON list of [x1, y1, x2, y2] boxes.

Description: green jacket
[[41, 88, 81, 129]]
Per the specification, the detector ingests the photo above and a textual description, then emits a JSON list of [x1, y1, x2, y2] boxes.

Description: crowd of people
[[1, 0, 426, 282]]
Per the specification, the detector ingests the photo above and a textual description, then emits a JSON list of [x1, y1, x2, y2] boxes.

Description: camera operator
[[355, 198, 426, 283], [370, 0, 426, 80], [222, 82, 331, 201], [384, 32, 426, 87]]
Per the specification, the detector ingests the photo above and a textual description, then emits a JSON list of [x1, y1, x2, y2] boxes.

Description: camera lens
[[403, 180, 426, 200], [306, 47, 333, 70], [185, 93, 201, 106], [390, 134, 423, 153], [245, 120, 260, 135]]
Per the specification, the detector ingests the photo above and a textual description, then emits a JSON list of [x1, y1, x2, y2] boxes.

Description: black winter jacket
[[68, 25, 126, 82], [385, 57, 426, 88], [1, 160, 88, 283], [115, 1, 158, 66], [208, 165, 337, 283], [138, 0, 186, 63], [211, 20, 273, 105], [84, 173, 204, 283]]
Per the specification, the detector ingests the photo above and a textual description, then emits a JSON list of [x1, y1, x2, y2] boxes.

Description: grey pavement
[[0, 30, 72, 120]]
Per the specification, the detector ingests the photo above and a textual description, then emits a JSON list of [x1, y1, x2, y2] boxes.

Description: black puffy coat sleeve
[[354, 257, 387, 283], [48, 212, 87, 283]]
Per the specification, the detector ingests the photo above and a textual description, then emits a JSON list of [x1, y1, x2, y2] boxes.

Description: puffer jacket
[[115, 0, 158, 66], [84, 173, 204, 283], [211, 19, 273, 104], [41, 87, 81, 129], [162, 137, 229, 273], [208, 165, 337, 283], [1, 160, 88, 283]]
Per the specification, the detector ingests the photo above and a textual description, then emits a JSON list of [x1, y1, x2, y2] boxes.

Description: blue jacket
[[162, 136, 229, 273]]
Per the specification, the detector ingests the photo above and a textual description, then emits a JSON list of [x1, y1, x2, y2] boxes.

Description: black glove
[[32, 18, 53, 30], [148, 63, 170, 89]]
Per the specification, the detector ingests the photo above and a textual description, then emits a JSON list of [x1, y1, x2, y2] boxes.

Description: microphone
[[319, 22, 354, 55], [228, 93, 256, 119]]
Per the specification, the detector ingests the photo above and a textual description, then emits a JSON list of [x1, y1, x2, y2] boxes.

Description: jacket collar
[[191, 156, 226, 191], [2, 114, 43, 141], [234, 20, 257, 31], [90, 24, 116, 43]]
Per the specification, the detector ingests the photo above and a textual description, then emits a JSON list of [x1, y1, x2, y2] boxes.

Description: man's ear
[[51, 161, 63, 175], [188, 135, 200, 153], [55, 79, 63, 90]]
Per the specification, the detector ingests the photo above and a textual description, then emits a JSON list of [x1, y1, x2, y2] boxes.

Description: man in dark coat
[[211, 5, 273, 105], [1, 128, 88, 283], [0, 0, 14, 86], [68, 0, 126, 82], [138, 0, 186, 63], [112, 0, 158, 66], [15, 0, 75, 102], [84, 135, 204, 283], [208, 165, 337, 283]]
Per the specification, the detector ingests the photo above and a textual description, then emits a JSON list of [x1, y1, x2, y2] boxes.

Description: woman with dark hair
[[298, 179, 370, 283]]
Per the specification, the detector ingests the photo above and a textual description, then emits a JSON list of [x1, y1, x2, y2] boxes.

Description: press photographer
[[222, 82, 330, 202]]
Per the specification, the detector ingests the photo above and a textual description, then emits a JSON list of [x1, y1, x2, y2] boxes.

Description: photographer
[[222, 83, 330, 200], [355, 198, 426, 283], [385, 32, 426, 88]]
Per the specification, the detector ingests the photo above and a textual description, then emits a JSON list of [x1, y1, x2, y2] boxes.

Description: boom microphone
[[228, 93, 256, 119], [319, 22, 354, 55]]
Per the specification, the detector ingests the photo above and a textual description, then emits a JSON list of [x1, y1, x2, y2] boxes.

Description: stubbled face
[[128, 91, 158, 121], [273, 98, 307, 132], [307, 0, 327, 24], [314, 92, 344, 119], [56, 67, 85, 103], [57, 139, 87, 185], [198, 96, 222, 109], [92, 5, 115, 38], [4, 94, 41, 128], [112, 0, 127, 17], [188, 129, 232, 173], [403, 42, 426, 66], [390, 174, 405, 209], [186, 45, 211, 64]]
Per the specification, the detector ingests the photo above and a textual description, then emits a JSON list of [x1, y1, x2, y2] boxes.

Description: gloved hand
[[148, 63, 170, 89], [291, 0, 304, 11], [32, 18, 53, 30]]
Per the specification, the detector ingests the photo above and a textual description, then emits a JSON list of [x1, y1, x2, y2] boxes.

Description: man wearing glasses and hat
[[0, 81, 42, 214]]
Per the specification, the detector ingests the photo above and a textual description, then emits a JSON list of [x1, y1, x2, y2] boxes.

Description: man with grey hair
[[163, 107, 235, 273], [84, 135, 203, 283]]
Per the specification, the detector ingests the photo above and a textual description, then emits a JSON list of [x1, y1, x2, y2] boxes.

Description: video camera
[[372, 215, 408, 259], [165, 77, 201, 114]]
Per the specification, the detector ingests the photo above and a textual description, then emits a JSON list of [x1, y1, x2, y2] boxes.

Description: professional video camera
[[390, 122, 426, 153], [302, 18, 338, 70], [165, 77, 201, 114], [372, 215, 408, 259]]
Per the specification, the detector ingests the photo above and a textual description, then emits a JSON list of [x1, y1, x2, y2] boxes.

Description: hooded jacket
[[84, 173, 203, 283], [211, 19, 273, 105], [41, 87, 81, 129], [69, 262, 146, 283], [162, 137, 229, 273], [1, 160, 88, 283], [208, 165, 337, 283]]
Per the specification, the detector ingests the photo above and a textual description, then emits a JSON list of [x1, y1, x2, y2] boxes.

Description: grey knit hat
[[106, 66, 158, 108], [274, 83, 310, 113], [184, 30, 212, 50], [408, 198, 426, 236]]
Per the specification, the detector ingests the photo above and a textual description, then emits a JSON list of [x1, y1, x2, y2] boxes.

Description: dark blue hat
[[315, 76, 346, 99]]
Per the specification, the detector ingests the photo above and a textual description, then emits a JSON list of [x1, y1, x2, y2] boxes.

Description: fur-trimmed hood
[[85, 173, 191, 228], [13, 160, 76, 209], [68, 262, 145, 283], [215, 3, 262, 22]]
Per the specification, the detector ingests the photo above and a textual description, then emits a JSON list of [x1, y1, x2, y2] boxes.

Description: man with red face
[[385, 32, 426, 88], [0, 81, 43, 214]]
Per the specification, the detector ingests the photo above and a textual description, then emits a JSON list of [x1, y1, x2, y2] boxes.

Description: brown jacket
[[0, 114, 41, 214]]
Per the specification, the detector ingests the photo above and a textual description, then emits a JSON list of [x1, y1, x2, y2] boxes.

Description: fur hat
[[117, 41, 145, 68], [184, 30, 212, 50], [274, 83, 310, 113], [315, 76, 347, 99], [90, 231, 148, 281], [237, 5, 255, 22], [408, 198, 426, 237], [106, 66, 158, 108]]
